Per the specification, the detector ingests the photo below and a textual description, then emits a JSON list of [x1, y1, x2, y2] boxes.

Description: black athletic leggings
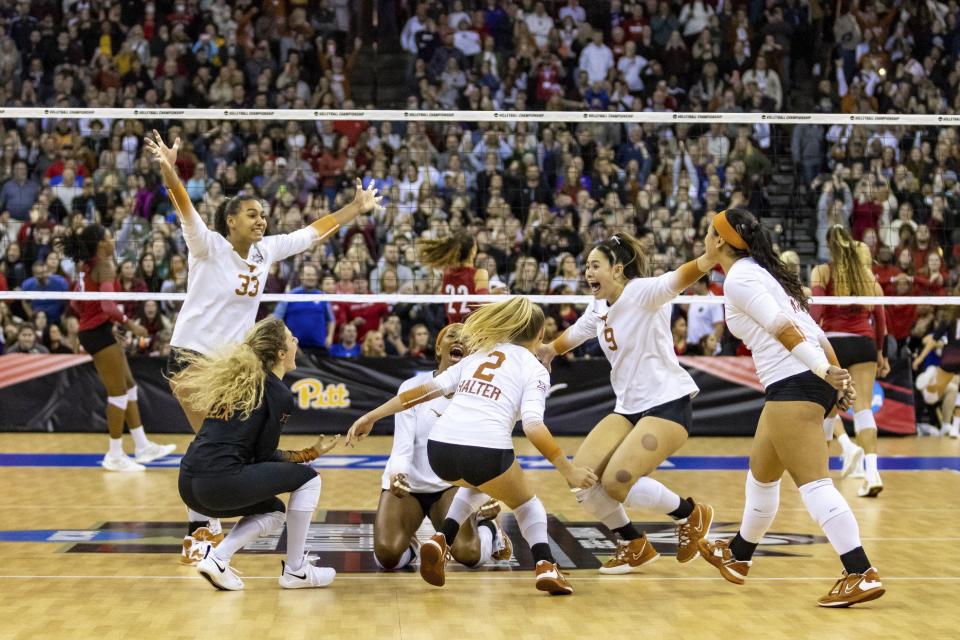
[[178, 462, 317, 518]]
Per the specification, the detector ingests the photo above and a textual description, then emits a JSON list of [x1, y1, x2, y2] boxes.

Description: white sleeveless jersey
[[565, 273, 699, 414], [170, 206, 317, 354], [724, 257, 829, 388], [430, 343, 550, 450], [381, 370, 452, 494]]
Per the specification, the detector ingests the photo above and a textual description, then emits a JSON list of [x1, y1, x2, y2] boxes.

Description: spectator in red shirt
[[872, 246, 900, 295], [914, 251, 948, 297], [345, 276, 389, 343]]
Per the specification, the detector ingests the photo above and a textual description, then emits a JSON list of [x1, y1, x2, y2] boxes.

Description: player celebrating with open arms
[[538, 232, 716, 573], [348, 297, 596, 596], [144, 130, 382, 562], [697, 208, 884, 608]]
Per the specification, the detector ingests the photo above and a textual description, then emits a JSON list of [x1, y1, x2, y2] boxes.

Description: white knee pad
[[107, 394, 129, 410], [258, 510, 287, 537], [923, 388, 941, 405], [127, 386, 138, 402], [624, 477, 682, 515], [853, 409, 877, 435], [823, 416, 837, 441], [798, 478, 851, 529], [512, 496, 549, 546], [739, 471, 781, 544], [575, 483, 629, 529], [288, 475, 321, 512]]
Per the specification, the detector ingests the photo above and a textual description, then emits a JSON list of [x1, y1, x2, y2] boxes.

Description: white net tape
[[1, 292, 953, 305]]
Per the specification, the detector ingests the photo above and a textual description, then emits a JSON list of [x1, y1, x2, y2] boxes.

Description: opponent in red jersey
[[418, 232, 490, 324], [811, 225, 888, 497], [62, 224, 175, 472]]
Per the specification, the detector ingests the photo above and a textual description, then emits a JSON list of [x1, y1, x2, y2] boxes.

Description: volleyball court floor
[[0, 432, 957, 640]]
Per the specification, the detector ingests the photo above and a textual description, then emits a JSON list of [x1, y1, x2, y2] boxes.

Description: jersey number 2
[[472, 351, 506, 381], [235, 274, 261, 297], [445, 283, 470, 315]]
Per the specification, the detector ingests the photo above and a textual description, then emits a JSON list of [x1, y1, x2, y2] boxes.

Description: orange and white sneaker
[[181, 526, 226, 566], [675, 499, 714, 563], [535, 560, 573, 595], [477, 499, 502, 521], [419, 532, 450, 587], [697, 538, 751, 585], [489, 518, 513, 562], [817, 568, 885, 607], [599, 534, 660, 574]]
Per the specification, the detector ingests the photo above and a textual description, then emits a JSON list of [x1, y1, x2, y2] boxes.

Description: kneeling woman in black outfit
[[173, 317, 340, 591]]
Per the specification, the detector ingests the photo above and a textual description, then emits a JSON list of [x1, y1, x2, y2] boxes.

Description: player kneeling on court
[[374, 323, 511, 572], [348, 297, 597, 596], [173, 317, 340, 591]]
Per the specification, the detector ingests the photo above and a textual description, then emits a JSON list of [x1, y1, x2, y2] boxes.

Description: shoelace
[[676, 521, 692, 549], [613, 540, 632, 562], [827, 572, 849, 594]]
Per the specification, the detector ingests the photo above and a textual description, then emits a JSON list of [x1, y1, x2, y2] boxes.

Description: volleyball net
[[1, 107, 958, 353]]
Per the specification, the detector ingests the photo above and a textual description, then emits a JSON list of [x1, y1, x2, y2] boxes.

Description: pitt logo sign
[[291, 379, 351, 410]]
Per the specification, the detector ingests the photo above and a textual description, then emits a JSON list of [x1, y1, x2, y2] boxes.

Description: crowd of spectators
[[1, 1, 960, 368]]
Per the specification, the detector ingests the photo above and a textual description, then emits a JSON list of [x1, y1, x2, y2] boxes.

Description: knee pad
[[624, 476, 681, 515], [127, 386, 138, 402], [107, 394, 129, 411], [575, 483, 629, 529], [798, 478, 851, 528], [923, 388, 941, 405], [258, 511, 287, 537], [739, 470, 781, 543], [512, 496, 548, 544], [288, 476, 321, 512], [853, 409, 877, 434]]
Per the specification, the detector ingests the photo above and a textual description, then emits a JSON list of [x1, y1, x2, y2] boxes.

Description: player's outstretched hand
[[352, 178, 384, 214], [143, 130, 180, 167]]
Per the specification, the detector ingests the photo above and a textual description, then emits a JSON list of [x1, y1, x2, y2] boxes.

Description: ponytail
[[826, 224, 872, 297], [169, 317, 288, 421], [723, 208, 809, 311], [418, 232, 475, 269], [592, 231, 649, 279], [462, 297, 545, 353], [58, 224, 105, 262]]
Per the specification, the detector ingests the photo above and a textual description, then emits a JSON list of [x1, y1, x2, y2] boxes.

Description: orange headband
[[714, 210, 748, 250]]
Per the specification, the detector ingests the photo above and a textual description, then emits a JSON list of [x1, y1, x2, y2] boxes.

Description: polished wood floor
[[0, 433, 957, 640]]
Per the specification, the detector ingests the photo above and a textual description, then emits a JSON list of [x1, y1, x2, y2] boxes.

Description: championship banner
[[0, 355, 916, 435]]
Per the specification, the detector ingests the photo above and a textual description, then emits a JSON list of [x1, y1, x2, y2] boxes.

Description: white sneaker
[[857, 474, 884, 498], [840, 445, 864, 478], [918, 423, 942, 437], [196, 547, 244, 591], [102, 453, 145, 472], [278, 555, 336, 589], [945, 423, 960, 439], [134, 442, 177, 464]]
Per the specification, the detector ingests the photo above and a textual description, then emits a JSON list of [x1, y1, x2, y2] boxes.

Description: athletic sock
[[476, 520, 495, 564], [440, 518, 461, 545], [187, 521, 207, 536], [799, 478, 864, 560], [840, 546, 871, 575], [612, 523, 642, 540], [108, 437, 124, 457], [531, 542, 554, 564], [837, 433, 856, 455], [864, 453, 879, 477], [668, 497, 694, 520], [729, 532, 758, 562], [285, 510, 312, 571], [129, 426, 149, 449]]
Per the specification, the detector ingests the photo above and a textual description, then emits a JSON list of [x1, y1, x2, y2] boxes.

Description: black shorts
[[765, 371, 837, 417], [178, 462, 317, 519], [380, 487, 453, 515], [77, 322, 117, 356], [427, 440, 515, 487], [615, 395, 693, 433], [828, 335, 877, 368], [941, 345, 960, 374], [166, 347, 203, 377]]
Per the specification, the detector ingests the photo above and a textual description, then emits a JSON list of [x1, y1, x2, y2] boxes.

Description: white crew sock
[[837, 433, 856, 456], [864, 453, 879, 477], [108, 437, 124, 457], [129, 426, 149, 449]]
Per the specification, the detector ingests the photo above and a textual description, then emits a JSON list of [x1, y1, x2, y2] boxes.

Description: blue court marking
[[1, 453, 958, 471], [0, 530, 142, 543]]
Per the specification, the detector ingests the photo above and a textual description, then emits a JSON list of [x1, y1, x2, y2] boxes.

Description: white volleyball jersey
[[565, 273, 699, 414], [381, 370, 452, 494], [430, 342, 550, 450], [724, 257, 828, 389], [170, 205, 317, 354]]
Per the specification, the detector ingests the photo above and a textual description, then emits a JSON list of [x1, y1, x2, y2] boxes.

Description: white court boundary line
[[1, 107, 954, 126], [0, 291, 951, 306]]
